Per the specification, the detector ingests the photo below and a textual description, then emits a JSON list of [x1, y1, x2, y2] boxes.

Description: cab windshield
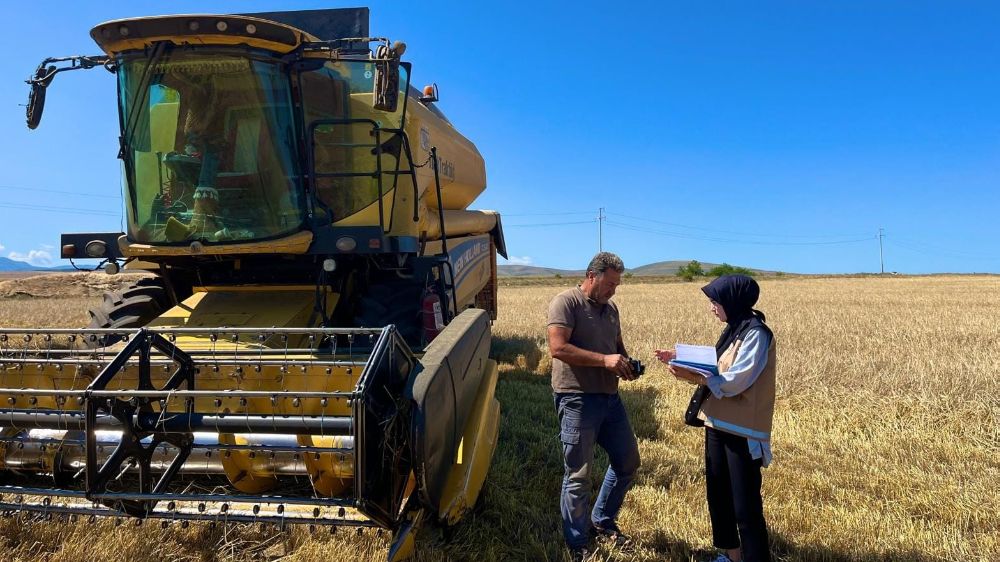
[[119, 50, 302, 244]]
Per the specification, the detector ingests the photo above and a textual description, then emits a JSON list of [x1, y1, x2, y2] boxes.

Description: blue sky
[[1, 1, 998, 274]]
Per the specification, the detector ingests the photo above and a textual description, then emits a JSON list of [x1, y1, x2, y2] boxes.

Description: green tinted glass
[[119, 52, 303, 244], [301, 60, 409, 222]]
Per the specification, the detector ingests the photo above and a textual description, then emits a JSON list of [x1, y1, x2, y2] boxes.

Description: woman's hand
[[653, 348, 676, 364], [668, 364, 706, 386]]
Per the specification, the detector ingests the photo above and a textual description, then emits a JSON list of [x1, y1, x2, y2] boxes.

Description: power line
[[605, 211, 869, 240], [0, 202, 120, 217], [887, 237, 1000, 261], [501, 211, 594, 217], [498, 208, 876, 246], [0, 184, 120, 199], [505, 219, 595, 228], [605, 220, 872, 246]]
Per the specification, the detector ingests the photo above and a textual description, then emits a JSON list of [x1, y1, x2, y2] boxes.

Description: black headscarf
[[701, 274, 767, 355]]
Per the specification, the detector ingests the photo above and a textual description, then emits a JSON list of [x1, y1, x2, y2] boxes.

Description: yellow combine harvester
[[5, 8, 506, 560]]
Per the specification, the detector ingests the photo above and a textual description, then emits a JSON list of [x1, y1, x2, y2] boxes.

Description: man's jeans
[[555, 392, 640, 549]]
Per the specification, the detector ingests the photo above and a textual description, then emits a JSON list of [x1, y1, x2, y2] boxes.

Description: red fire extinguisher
[[422, 289, 446, 343]]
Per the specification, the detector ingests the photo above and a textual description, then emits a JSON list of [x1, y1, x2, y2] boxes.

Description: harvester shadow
[[768, 532, 945, 562]]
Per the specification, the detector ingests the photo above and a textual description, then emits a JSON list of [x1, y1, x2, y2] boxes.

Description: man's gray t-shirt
[[548, 286, 621, 395]]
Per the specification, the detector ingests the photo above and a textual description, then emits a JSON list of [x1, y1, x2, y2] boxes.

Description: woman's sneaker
[[568, 545, 593, 562]]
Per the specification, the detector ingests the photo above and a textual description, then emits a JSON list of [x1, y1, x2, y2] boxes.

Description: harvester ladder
[[428, 146, 459, 320], [306, 120, 423, 234]]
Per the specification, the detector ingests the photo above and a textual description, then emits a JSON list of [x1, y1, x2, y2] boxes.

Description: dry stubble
[[0, 275, 995, 561]]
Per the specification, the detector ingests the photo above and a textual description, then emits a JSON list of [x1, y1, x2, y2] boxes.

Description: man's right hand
[[603, 353, 631, 379]]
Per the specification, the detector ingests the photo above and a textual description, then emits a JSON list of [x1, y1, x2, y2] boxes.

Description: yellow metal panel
[[191, 285, 318, 292], [149, 288, 311, 328], [148, 286, 338, 350], [438, 359, 500, 523], [405, 103, 487, 211], [331, 189, 398, 227], [421, 210, 498, 241], [0, 363, 358, 417], [98, 34, 302, 55], [121, 231, 313, 257]]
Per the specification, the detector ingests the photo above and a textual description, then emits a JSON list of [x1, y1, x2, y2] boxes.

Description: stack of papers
[[668, 343, 719, 377]]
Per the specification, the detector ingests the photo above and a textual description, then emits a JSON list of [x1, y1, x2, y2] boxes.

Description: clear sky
[[1, 1, 998, 274]]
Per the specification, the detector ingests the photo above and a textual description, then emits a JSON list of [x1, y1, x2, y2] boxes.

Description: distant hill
[[0, 257, 74, 272], [629, 260, 722, 276], [499, 260, 773, 277], [498, 265, 584, 277], [0, 257, 38, 272]]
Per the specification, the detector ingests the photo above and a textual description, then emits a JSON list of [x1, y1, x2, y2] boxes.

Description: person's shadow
[[490, 334, 547, 373], [638, 530, 944, 561]]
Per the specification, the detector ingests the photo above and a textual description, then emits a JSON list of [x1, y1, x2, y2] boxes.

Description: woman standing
[[655, 274, 776, 562]]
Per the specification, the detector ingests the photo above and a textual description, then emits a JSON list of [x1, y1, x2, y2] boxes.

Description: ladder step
[[322, 143, 379, 148], [315, 172, 379, 179]]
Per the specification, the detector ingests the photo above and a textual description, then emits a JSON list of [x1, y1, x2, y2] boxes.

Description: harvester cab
[[5, 8, 506, 560]]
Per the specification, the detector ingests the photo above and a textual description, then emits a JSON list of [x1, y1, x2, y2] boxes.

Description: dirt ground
[[0, 271, 150, 298]]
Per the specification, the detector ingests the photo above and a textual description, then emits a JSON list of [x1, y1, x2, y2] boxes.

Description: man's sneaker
[[568, 546, 593, 562], [592, 523, 634, 550]]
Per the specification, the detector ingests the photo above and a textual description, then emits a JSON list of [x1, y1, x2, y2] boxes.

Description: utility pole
[[878, 228, 885, 274], [597, 207, 605, 252]]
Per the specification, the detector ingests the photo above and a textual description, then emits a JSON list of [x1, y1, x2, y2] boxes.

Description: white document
[[669, 343, 720, 377], [674, 343, 717, 366]]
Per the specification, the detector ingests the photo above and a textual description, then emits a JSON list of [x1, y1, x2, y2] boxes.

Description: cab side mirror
[[26, 64, 55, 130], [373, 41, 406, 113]]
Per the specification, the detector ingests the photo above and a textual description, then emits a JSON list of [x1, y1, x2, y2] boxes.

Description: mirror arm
[[27, 55, 115, 87], [25, 55, 114, 130], [297, 37, 392, 59]]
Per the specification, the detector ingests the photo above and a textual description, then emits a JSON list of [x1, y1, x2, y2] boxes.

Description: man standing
[[547, 252, 640, 560]]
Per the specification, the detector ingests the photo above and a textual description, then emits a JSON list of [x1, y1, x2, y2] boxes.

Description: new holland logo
[[453, 240, 489, 279]]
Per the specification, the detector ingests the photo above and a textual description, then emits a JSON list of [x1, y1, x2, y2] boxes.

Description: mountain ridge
[[499, 260, 774, 277], [0, 257, 75, 272]]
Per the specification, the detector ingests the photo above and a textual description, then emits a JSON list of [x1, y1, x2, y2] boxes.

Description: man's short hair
[[586, 252, 625, 276]]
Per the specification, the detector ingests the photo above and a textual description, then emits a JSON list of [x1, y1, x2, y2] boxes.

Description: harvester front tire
[[87, 277, 172, 345], [354, 282, 423, 345]]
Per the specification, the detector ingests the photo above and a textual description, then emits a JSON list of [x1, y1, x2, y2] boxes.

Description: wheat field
[[0, 274, 996, 561]]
